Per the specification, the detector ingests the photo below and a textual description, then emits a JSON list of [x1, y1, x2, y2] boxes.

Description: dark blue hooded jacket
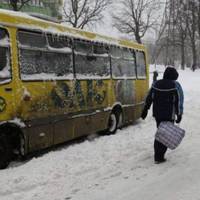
[[143, 67, 184, 121]]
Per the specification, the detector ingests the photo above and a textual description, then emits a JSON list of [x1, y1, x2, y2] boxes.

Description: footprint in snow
[[110, 172, 122, 178], [65, 197, 72, 200], [71, 188, 80, 194]]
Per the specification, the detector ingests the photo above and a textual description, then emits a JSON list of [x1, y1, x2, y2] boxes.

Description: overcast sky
[[93, 0, 165, 43]]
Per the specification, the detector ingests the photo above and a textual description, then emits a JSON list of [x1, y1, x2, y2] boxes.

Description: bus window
[[0, 28, 11, 82], [74, 40, 92, 54], [18, 31, 73, 80], [110, 46, 123, 58], [136, 51, 146, 78], [18, 31, 46, 49], [20, 50, 73, 79], [111, 48, 136, 79], [93, 44, 109, 55], [0, 28, 7, 40], [123, 48, 134, 59], [47, 34, 71, 50], [112, 59, 136, 78], [75, 55, 110, 78], [75, 41, 110, 79]]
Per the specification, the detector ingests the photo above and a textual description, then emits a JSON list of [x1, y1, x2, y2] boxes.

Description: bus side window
[[0, 28, 11, 81], [0, 47, 7, 70], [18, 31, 46, 48], [110, 46, 123, 58], [92, 43, 110, 77], [18, 30, 73, 80], [74, 40, 92, 54], [0, 28, 8, 40], [18, 30, 47, 79], [111, 47, 136, 78], [122, 48, 136, 78], [93, 44, 109, 55], [74, 40, 110, 78], [110, 46, 122, 78], [47, 34, 71, 49], [47, 34, 73, 78], [136, 51, 146, 79]]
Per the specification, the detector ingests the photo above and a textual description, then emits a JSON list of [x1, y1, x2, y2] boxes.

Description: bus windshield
[[0, 28, 11, 82]]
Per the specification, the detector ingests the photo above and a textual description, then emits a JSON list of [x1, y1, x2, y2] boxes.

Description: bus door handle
[[4, 87, 12, 92]]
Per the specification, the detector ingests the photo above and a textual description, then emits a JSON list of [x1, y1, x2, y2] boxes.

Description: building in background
[[0, 0, 63, 19]]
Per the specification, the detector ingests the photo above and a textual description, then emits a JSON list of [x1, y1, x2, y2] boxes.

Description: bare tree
[[197, 0, 200, 39], [112, 0, 162, 44], [42, 0, 63, 19], [163, 0, 198, 70], [156, 0, 181, 66], [9, 0, 32, 11], [187, 1, 198, 70], [151, 0, 200, 70], [62, 0, 112, 29], [174, 1, 188, 69], [151, 0, 168, 64], [155, 0, 190, 69]]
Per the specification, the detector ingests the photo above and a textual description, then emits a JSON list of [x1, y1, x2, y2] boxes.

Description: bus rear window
[[0, 28, 11, 82]]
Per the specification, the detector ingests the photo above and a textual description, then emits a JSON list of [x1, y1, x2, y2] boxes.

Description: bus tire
[[117, 111, 123, 129], [0, 134, 12, 169], [107, 112, 118, 134]]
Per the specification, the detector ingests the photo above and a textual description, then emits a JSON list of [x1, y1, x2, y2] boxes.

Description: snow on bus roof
[[0, 9, 144, 50]]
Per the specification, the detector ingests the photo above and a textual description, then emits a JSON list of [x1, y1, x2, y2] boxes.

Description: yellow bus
[[0, 9, 149, 168]]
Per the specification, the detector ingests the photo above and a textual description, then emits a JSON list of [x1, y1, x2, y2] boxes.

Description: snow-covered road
[[1, 68, 200, 200]]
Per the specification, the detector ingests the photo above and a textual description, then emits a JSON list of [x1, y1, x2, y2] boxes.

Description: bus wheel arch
[[0, 123, 25, 168]]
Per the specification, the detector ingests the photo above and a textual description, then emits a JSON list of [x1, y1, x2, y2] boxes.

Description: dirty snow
[[0, 66, 200, 200]]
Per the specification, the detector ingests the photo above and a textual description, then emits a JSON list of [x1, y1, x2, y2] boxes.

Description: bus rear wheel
[[107, 112, 118, 134], [0, 134, 12, 169], [117, 112, 123, 128]]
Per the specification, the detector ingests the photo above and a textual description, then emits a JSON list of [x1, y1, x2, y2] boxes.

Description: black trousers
[[154, 140, 167, 161], [154, 120, 174, 161]]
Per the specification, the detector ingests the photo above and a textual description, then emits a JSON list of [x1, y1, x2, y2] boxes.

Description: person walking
[[141, 67, 184, 164]]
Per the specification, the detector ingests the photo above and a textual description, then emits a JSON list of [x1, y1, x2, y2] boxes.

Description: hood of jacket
[[163, 67, 179, 80]]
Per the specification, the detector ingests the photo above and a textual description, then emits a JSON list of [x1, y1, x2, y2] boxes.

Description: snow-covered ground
[[1, 67, 200, 200]]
